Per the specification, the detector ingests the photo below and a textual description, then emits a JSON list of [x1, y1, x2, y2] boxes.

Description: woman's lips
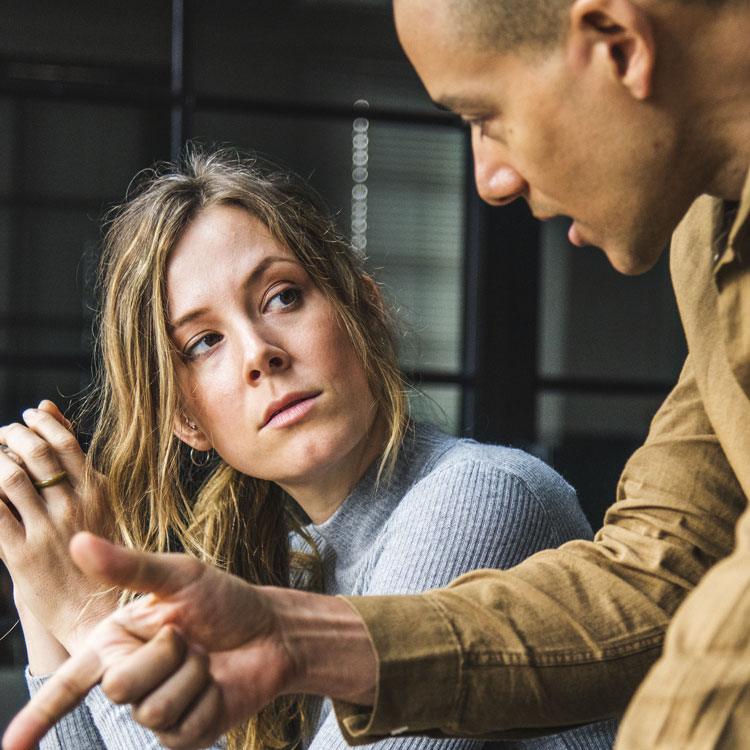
[[263, 394, 320, 429]]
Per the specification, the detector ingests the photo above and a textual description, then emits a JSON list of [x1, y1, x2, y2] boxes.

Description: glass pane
[[0, 98, 13, 194], [538, 218, 686, 384], [0, 366, 90, 428], [0, 205, 95, 424], [0, 0, 170, 69], [189, 1, 430, 112], [20, 101, 169, 201], [536, 391, 666, 444], [366, 122, 465, 373], [535, 391, 664, 528], [0, 207, 10, 318], [409, 383, 461, 435], [13, 207, 99, 321], [191, 111, 354, 221]]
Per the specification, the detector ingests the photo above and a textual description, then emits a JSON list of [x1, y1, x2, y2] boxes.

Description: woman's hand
[[0, 401, 118, 656], [13, 595, 71, 675]]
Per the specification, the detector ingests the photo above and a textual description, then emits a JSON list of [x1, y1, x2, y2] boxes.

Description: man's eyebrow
[[169, 255, 298, 331], [434, 95, 484, 113]]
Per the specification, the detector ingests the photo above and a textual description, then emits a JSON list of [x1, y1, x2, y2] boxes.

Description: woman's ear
[[362, 275, 388, 336], [172, 413, 213, 451], [363, 274, 385, 312], [567, 0, 656, 100]]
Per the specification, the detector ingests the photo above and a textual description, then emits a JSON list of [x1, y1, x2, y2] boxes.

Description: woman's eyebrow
[[169, 307, 208, 334], [246, 255, 299, 285], [169, 256, 299, 332]]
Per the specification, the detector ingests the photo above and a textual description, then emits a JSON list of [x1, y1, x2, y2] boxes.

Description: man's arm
[[5, 357, 742, 750], [2, 532, 377, 750], [334, 354, 745, 742]]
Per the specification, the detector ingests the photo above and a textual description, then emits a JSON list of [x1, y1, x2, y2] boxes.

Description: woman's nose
[[472, 134, 526, 207], [242, 329, 289, 384]]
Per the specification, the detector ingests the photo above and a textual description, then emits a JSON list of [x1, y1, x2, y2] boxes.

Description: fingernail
[[21, 409, 37, 421]]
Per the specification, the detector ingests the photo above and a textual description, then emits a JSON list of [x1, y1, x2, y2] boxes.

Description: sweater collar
[[309, 423, 450, 553]]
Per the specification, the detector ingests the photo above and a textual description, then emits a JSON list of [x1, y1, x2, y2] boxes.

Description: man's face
[[394, 0, 691, 275]]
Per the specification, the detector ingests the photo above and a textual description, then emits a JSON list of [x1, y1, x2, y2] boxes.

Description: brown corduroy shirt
[[334, 167, 750, 749]]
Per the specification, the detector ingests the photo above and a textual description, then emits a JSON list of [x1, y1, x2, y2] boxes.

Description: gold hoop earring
[[190, 447, 211, 467]]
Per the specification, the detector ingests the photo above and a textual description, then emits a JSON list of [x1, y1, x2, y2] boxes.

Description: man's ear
[[567, 0, 655, 100], [172, 413, 213, 452]]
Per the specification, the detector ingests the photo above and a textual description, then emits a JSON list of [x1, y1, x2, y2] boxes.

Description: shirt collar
[[714, 165, 750, 272]]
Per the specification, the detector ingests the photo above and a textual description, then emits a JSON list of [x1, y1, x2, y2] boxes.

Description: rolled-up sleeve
[[335, 355, 745, 743]]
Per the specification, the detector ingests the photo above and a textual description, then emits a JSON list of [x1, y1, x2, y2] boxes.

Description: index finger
[[2, 647, 104, 750], [71, 533, 205, 599]]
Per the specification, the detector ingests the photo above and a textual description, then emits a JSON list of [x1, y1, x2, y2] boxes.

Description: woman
[[0, 148, 618, 750]]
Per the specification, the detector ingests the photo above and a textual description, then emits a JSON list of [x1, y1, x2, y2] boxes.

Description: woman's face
[[166, 204, 383, 509]]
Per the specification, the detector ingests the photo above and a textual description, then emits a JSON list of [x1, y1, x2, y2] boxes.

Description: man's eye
[[469, 118, 489, 137]]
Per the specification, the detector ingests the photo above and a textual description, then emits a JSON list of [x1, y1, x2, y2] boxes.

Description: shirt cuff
[[332, 593, 462, 743]]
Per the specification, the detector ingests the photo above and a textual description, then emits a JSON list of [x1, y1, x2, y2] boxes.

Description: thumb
[[70, 532, 203, 598]]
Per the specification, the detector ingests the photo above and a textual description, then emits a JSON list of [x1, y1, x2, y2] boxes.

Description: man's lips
[[262, 393, 320, 428], [533, 212, 590, 248], [568, 220, 587, 247]]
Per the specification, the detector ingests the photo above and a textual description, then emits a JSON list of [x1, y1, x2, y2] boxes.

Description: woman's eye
[[267, 286, 302, 311], [186, 333, 222, 358]]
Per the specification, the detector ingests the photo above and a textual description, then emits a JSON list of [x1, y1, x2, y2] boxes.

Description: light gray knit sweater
[[27, 424, 618, 749]]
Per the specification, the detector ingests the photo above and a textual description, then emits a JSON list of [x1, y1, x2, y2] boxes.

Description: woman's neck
[[277, 414, 389, 525]]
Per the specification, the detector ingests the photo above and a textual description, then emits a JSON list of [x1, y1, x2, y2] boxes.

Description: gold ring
[[33, 470, 68, 489]]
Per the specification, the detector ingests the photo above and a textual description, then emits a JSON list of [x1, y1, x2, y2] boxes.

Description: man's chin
[[601, 242, 666, 276]]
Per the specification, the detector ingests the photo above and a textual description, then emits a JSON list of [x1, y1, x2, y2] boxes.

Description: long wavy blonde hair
[[82, 146, 409, 750]]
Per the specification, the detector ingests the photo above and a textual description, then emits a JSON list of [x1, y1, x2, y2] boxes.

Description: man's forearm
[[271, 588, 377, 706]]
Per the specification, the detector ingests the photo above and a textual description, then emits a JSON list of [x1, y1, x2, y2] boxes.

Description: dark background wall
[[0, 0, 685, 716]]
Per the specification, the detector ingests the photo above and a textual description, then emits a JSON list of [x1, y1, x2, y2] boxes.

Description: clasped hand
[[0, 401, 116, 656]]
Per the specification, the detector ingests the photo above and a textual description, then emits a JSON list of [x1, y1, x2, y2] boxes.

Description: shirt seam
[[462, 630, 665, 667]]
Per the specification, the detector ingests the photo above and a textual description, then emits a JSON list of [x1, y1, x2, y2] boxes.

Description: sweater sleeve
[[26, 669, 226, 749], [85, 687, 226, 750], [27, 670, 107, 750], [317, 456, 618, 750]]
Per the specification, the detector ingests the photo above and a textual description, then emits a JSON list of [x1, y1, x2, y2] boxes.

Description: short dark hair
[[447, 0, 573, 54], [444, 0, 731, 55]]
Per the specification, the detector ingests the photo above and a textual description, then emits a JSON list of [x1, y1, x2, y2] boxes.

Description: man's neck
[[657, 1, 750, 200]]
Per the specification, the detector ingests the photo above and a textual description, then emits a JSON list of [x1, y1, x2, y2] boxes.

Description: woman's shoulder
[[401, 423, 592, 540], [413, 423, 572, 499]]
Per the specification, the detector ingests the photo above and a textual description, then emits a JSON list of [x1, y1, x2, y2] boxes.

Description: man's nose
[[472, 135, 526, 206]]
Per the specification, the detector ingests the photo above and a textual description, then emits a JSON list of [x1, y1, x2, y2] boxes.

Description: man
[[4, 0, 750, 748]]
